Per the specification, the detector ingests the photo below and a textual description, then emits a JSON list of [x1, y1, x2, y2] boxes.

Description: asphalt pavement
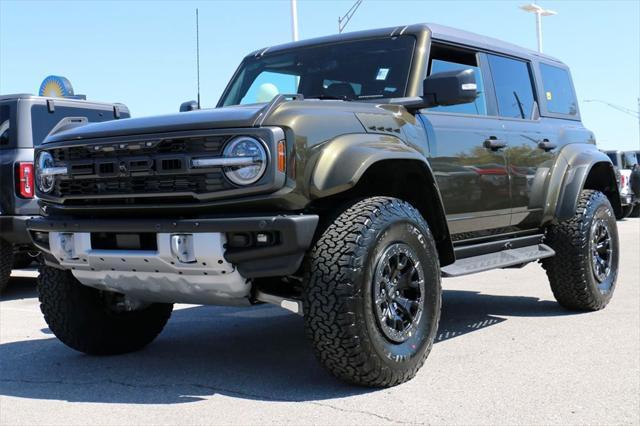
[[1, 218, 638, 425]]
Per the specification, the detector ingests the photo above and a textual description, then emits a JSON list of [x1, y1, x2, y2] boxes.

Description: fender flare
[[544, 143, 621, 222], [309, 133, 454, 265]]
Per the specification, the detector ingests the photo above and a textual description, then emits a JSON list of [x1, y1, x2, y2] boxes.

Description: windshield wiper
[[306, 95, 353, 101]]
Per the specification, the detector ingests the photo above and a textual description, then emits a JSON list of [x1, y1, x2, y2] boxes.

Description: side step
[[442, 235, 555, 277]]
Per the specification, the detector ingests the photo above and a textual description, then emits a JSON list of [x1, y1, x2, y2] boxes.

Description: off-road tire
[[304, 197, 441, 387], [12, 253, 34, 269], [38, 266, 173, 355], [542, 190, 619, 311], [0, 240, 14, 294]]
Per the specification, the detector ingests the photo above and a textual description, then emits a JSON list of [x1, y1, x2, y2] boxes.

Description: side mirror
[[179, 100, 199, 112], [422, 69, 478, 107]]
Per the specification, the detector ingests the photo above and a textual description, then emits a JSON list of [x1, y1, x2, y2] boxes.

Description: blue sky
[[1, 0, 638, 150]]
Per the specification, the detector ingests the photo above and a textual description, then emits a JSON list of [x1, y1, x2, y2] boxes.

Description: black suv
[[0, 94, 129, 292], [29, 24, 621, 387]]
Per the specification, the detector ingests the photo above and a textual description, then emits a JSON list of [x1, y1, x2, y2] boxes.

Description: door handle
[[483, 137, 507, 151], [537, 139, 557, 151]]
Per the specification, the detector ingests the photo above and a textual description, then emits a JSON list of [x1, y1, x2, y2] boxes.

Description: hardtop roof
[[251, 23, 565, 66]]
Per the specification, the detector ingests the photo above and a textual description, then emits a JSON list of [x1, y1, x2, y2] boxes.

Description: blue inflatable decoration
[[39, 75, 74, 98]]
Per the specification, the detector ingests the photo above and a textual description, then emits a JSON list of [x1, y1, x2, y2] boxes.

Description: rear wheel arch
[[550, 145, 621, 222]]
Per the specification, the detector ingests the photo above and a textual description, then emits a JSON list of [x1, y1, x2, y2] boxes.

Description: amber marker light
[[277, 140, 286, 173]]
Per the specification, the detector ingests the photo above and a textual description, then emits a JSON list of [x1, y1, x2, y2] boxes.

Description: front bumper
[[28, 214, 318, 278], [28, 214, 318, 305], [0, 215, 36, 245]]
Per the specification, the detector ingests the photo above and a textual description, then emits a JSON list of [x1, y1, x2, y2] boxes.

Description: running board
[[441, 243, 555, 277]]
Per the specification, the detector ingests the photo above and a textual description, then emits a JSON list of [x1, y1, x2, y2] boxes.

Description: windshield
[[220, 36, 416, 106]]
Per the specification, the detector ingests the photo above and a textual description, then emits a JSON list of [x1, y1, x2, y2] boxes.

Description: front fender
[[309, 133, 426, 198]]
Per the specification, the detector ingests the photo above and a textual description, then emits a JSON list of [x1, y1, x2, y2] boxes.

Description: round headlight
[[36, 151, 55, 193], [222, 136, 268, 186]]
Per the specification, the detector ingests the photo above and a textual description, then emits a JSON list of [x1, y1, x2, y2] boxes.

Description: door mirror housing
[[179, 100, 199, 112], [422, 69, 478, 108]]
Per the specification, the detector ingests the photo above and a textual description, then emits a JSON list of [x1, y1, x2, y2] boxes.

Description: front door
[[419, 44, 511, 240]]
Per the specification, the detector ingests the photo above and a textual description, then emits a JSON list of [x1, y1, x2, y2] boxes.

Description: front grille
[[48, 134, 234, 200]]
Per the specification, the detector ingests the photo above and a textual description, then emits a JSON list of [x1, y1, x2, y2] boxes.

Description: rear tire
[[542, 190, 619, 311], [304, 197, 441, 387], [0, 240, 14, 294], [629, 204, 640, 218], [38, 266, 173, 355]]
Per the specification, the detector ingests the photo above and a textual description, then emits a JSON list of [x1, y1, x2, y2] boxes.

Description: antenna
[[196, 8, 201, 109]]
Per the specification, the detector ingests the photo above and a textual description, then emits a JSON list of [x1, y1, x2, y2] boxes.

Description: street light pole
[[520, 3, 557, 53], [290, 0, 299, 42]]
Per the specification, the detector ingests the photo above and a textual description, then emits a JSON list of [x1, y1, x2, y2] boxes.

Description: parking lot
[[0, 218, 638, 425]]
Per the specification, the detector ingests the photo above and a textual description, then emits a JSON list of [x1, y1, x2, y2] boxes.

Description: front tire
[[38, 266, 173, 355], [304, 197, 441, 387], [542, 190, 619, 311]]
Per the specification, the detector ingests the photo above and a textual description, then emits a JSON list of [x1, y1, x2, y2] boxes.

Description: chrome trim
[[191, 156, 258, 168], [39, 166, 68, 177]]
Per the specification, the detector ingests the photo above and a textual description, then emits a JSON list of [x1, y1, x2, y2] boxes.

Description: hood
[[44, 104, 266, 143]]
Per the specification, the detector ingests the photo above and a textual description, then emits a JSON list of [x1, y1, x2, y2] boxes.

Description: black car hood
[[44, 104, 266, 143]]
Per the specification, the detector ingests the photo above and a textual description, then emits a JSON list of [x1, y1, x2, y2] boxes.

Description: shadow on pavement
[[0, 287, 578, 404]]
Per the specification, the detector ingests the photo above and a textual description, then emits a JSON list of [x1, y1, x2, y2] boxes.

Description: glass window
[[605, 152, 618, 166], [539, 63, 578, 115], [623, 152, 638, 168], [488, 55, 536, 119], [0, 104, 14, 149], [221, 36, 415, 106], [240, 71, 299, 105], [30, 105, 130, 146], [427, 59, 487, 115]]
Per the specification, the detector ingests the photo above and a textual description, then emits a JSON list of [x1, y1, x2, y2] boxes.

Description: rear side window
[[488, 55, 536, 119], [0, 104, 15, 149], [31, 105, 130, 146], [540, 63, 578, 116]]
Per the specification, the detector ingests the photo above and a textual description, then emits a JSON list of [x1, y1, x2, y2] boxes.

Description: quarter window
[[540, 63, 578, 115], [488, 55, 536, 119]]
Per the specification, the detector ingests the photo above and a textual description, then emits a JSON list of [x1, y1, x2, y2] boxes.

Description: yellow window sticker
[[546, 91, 553, 101]]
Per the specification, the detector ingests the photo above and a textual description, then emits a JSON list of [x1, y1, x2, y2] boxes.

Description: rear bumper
[[0, 215, 35, 245], [27, 214, 319, 278]]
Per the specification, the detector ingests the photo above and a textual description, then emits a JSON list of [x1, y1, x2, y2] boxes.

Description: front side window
[[488, 55, 536, 119], [425, 44, 487, 115], [539, 63, 578, 116], [221, 36, 415, 106]]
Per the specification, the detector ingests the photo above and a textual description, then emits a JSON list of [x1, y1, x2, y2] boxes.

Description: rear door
[[419, 43, 511, 240], [485, 54, 557, 230]]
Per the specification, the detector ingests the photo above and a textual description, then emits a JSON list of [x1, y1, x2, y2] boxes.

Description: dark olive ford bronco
[[29, 24, 621, 387]]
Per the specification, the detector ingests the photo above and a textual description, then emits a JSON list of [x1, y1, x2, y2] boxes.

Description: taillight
[[16, 162, 34, 198], [620, 174, 626, 189]]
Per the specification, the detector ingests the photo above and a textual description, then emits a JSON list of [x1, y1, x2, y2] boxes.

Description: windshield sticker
[[376, 68, 390, 81], [546, 91, 553, 101]]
